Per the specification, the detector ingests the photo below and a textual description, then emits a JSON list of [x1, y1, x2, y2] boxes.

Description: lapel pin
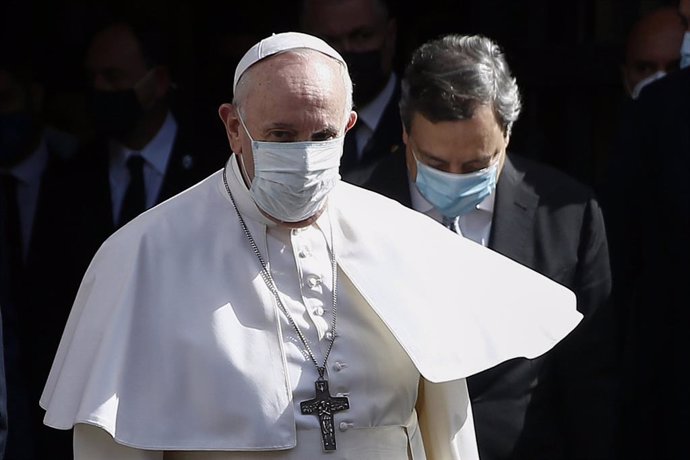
[[181, 154, 194, 170]]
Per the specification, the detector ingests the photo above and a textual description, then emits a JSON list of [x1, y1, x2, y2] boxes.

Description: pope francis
[[40, 32, 582, 459]]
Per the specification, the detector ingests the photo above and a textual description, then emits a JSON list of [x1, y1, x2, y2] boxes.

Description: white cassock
[[40, 154, 581, 459]]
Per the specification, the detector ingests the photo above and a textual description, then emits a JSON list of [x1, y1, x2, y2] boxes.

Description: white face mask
[[631, 70, 667, 99], [238, 114, 343, 223], [681, 31, 690, 70]]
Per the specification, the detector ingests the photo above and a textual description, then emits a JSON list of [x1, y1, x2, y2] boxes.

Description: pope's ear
[[219, 103, 242, 154], [345, 111, 358, 134]]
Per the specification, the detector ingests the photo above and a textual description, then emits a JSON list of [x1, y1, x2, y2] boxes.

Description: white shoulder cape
[[40, 158, 580, 450]]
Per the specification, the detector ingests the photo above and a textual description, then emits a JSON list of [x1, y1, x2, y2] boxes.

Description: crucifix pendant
[[300, 378, 350, 451]]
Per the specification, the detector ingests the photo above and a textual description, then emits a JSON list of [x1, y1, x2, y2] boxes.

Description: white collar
[[356, 73, 397, 132]]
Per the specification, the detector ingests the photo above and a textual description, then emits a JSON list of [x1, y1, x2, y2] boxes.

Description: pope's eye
[[312, 132, 337, 141], [268, 131, 294, 142]]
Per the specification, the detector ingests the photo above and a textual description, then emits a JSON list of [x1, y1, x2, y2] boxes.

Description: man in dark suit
[[363, 34, 618, 460], [0, 311, 6, 460], [18, 14, 224, 459], [299, 0, 404, 180], [38, 12, 225, 283], [604, 2, 690, 456], [0, 58, 81, 459]]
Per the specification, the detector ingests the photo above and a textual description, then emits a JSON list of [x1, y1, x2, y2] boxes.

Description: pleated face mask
[[413, 148, 499, 218], [238, 113, 343, 223]]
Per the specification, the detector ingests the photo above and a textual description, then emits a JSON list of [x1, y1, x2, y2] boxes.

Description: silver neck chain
[[222, 164, 338, 380]]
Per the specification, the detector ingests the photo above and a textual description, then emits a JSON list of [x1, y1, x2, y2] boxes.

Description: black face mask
[[341, 50, 389, 107], [89, 89, 143, 139]]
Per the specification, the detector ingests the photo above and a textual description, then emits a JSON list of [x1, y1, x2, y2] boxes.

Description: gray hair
[[233, 48, 353, 127], [400, 34, 521, 137]]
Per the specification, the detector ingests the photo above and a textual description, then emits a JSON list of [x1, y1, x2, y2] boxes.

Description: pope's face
[[403, 105, 508, 181], [220, 52, 356, 183]]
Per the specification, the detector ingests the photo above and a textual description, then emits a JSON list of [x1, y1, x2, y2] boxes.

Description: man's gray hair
[[400, 34, 521, 137]]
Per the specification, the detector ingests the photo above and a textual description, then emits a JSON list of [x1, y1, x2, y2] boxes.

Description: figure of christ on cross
[[300, 378, 350, 451]]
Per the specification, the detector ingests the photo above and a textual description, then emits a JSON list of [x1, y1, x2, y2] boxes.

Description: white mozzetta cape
[[41, 155, 581, 453]]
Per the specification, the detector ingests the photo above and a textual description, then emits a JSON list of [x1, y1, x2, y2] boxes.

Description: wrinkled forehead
[[238, 51, 348, 121]]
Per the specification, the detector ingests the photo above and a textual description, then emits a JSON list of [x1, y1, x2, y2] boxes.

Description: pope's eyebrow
[[263, 122, 296, 132], [312, 126, 340, 140]]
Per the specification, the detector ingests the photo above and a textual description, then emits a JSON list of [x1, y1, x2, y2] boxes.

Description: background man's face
[[302, 0, 394, 54], [622, 8, 684, 95], [301, 0, 396, 105], [681, 0, 690, 27], [86, 24, 152, 93], [403, 105, 507, 181]]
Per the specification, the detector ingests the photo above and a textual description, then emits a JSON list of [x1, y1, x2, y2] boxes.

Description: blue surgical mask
[[413, 149, 499, 218], [681, 31, 690, 70]]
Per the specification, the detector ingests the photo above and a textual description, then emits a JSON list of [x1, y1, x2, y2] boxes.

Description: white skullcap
[[233, 32, 346, 92]]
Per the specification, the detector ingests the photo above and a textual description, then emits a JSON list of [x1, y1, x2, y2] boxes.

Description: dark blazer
[[20, 118, 226, 460], [340, 80, 404, 180], [604, 68, 690, 459], [363, 152, 618, 460], [1, 136, 78, 460], [0, 310, 7, 460]]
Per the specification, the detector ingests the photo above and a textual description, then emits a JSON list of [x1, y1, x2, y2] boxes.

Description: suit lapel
[[360, 83, 404, 166], [365, 153, 413, 207], [156, 126, 199, 203], [489, 156, 539, 269]]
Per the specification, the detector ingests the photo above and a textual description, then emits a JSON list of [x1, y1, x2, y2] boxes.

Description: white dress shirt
[[108, 112, 177, 222]]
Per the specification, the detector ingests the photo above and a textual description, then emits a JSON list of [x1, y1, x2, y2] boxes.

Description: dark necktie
[[0, 172, 23, 299], [441, 215, 460, 234], [119, 155, 146, 227]]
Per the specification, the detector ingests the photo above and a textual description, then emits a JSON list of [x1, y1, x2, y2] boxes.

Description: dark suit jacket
[[604, 68, 690, 459], [363, 152, 618, 460], [340, 80, 404, 180], [19, 117, 226, 460], [1, 135, 79, 460], [0, 309, 7, 460]]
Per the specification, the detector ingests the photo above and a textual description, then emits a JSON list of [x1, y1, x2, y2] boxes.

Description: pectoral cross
[[300, 378, 350, 451]]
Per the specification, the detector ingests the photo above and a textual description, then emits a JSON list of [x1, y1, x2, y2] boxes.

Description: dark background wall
[[0, 0, 679, 186]]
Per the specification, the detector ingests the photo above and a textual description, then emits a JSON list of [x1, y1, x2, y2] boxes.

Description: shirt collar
[[407, 173, 495, 222], [110, 112, 177, 174], [356, 73, 397, 132]]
